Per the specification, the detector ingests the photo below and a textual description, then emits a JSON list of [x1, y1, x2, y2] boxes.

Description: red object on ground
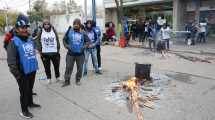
[[119, 36, 126, 48]]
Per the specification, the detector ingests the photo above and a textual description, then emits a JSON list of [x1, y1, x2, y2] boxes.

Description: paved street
[[0, 35, 215, 120]]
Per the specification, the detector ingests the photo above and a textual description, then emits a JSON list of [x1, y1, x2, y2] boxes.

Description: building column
[[173, 0, 186, 31], [195, 0, 200, 23]]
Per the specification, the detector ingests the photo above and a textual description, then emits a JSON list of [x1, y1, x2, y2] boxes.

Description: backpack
[[4, 28, 15, 50]]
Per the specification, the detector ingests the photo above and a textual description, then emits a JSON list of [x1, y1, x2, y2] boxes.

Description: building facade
[[104, 0, 215, 36]]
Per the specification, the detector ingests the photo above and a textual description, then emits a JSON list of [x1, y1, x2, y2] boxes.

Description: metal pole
[[84, 0, 87, 21], [92, 0, 96, 22], [4, 8, 8, 32], [1, 0, 9, 32], [29, 0, 31, 11]]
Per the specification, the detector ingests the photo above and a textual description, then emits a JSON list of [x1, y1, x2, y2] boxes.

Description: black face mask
[[17, 34, 29, 41]]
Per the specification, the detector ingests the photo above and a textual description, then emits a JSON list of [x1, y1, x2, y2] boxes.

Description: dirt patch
[[165, 73, 194, 84]]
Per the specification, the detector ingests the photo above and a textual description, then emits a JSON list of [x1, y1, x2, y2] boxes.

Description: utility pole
[[5, 7, 9, 32], [29, 0, 31, 11], [92, 0, 96, 22], [1, 0, 9, 32], [84, 0, 87, 21]]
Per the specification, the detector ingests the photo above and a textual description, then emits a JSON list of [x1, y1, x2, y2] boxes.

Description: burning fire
[[122, 77, 137, 90]]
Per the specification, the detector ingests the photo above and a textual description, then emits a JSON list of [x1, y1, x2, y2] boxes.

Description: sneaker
[[29, 103, 41, 108], [47, 79, 52, 84], [56, 77, 60, 82], [96, 71, 102, 75], [98, 67, 102, 70], [76, 81, 81, 86], [19, 111, 33, 119], [62, 81, 70, 87]]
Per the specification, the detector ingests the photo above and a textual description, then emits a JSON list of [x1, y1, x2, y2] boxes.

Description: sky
[[0, 0, 103, 13]]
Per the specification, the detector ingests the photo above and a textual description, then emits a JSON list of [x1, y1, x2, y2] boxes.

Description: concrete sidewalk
[[0, 35, 215, 120], [126, 37, 215, 55]]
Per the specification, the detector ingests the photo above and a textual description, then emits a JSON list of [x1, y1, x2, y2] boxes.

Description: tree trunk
[[114, 0, 124, 38]]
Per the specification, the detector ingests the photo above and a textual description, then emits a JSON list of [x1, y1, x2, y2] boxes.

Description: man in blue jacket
[[62, 19, 90, 87], [7, 14, 41, 119]]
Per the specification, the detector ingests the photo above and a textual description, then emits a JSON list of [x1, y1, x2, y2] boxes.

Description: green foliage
[[27, 0, 48, 23], [0, 15, 6, 28]]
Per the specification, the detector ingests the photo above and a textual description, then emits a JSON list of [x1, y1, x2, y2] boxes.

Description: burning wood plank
[[109, 76, 160, 120]]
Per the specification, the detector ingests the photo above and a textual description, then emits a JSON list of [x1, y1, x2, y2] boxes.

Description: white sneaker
[[98, 67, 102, 70], [47, 79, 52, 84]]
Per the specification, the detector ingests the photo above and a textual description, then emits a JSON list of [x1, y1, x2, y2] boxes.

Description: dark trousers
[[16, 72, 36, 112], [149, 39, 156, 50], [41, 53, 60, 79], [164, 39, 170, 50], [197, 32, 206, 43], [64, 53, 85, 82], [96, 45, 101, 68]]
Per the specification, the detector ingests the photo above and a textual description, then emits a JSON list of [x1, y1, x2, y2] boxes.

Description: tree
[[50, 0, 67, 15], [0, 14, 5, 32], [114, 0, 125, 38], [0, 11, 19, 32], [28, 0, 48, 23]]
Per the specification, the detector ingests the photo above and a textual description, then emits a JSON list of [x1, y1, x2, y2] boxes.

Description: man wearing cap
[[62, 18, 90, 87], [7, 14, 41, 119], [36, 19, 61, 84]]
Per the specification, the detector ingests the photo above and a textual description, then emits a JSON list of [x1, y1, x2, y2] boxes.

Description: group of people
[[5, 14, 102, 119], [185, 20, 208, 45], [130, 16, 172, 51]]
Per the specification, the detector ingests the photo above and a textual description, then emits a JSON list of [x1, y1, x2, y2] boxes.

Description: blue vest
[[68, 30, 84, 53], [93, 27, 101, 45], [86, 30, 96, 43], [13, 36, 38, 75]]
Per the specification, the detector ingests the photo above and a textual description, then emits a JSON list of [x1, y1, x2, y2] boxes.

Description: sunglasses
[[20, 26, 29, 29]]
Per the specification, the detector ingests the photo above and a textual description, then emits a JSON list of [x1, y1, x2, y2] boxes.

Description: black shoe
[[32, 93, 37, 96], [20, 111, 33, 119], [76, 81, 81, 86], [29, 103, 41, 108], [62, 81, 70, 87], [96, 71, 102, 75]]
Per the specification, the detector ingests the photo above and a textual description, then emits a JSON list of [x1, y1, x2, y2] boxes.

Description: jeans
[[197, 32, 206, 43], [164, 39, 170, 50], [149, 39, 156, 50], [96, 45, 101, 68], [84, 48, 99, 74]]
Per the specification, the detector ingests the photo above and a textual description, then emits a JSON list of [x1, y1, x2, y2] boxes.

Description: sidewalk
[[126, 37, 215, 55]]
